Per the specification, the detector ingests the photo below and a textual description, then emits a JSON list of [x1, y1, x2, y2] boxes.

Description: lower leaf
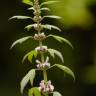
[[28, 87, 41, 96]]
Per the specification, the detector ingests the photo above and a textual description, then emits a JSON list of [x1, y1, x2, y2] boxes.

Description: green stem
[[43, 70, 47, 82]]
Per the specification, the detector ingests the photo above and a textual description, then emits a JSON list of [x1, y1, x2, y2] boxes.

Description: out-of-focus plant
[[49, 0, 96, 28], [9, 0, 75, 96]]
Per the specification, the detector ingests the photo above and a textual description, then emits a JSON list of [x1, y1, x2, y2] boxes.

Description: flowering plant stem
[[9, 0, 75, 96]]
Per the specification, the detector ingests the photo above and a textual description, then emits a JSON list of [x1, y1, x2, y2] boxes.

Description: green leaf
[[53, 91, 62, 96], [54, 64, 75, 80], [22, 50, 38, 63], [40, 1, 58, 7], [48, 48, 64, 63], [22, 0, 33, 6], [10, 36, 32, 49], [40, 7, 51, 11], [25, 24, 37, 31], [9, 16, 32, 20], [43, 15, 61, 19], [28, 7, 34, 10], [20, 69, 36, 94], [28, 87, 41, 96], [48, 35, 73, 48], [42, 24, 61, 31]]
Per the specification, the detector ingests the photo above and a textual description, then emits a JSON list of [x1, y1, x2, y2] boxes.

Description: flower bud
[[35, 46, 48, 53], [34, 33, 46, 41]]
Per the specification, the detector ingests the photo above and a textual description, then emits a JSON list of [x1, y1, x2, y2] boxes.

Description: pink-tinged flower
[[36, 57, 50, 69], [39, 80, 54, 93], [35, 46, 48, 53]]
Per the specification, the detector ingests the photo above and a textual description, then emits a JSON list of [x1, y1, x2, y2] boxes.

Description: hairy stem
[[35, 0, 48, 95]]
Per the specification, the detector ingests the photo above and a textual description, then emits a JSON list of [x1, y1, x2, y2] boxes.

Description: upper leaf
[[43, 15, 61, 19], [42, 24, 61, 31], [28, 87, 41, 96], [40, 1, 58, 7], [48, 48, 64, 63], [22, 50, 38, 63], [28, 7, 34, 10], [9, 16, 33, 20], [53, 91, 62, 96], [48, 35, 73, 48], [25, 24, 37, 31], [20, 69, 36, 94], [54, 64, 75, 80], [10, 36, 33, 49], [22, 0, 33, 6], [40, 7, 51, 11]]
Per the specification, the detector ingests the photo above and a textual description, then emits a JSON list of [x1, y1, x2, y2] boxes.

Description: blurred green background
[[0, 0, 96, 96]]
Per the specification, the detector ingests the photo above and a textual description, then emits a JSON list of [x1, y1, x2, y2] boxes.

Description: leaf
[[28, 87, 41, 96], [42, 24, 61, 31], [10, 36, 32, 49], [9, 16, 32, 20], [54, 64, 75, 80], [48, 48, 64, 63], [25, 24, 37, 31], [22, 0, 33, 6], [20, 69, 36, 94], [40, 1, 58, 7], [48, 35, 73, 48], [40, 7, 51, 11], [43, 15, 61, 19], [28, 7, 34, 10], [53, 91, 62, 96], [22, 50, 38, 63]]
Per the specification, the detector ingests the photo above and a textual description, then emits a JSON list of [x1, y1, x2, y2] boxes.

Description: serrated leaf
[[22, 0, 33, 6], [20, 69, 36, 94], [25, 24, 37, 31], [54, 64, 75, 80], [40, 7, 51, 11], [22, 50, 38, 63], [9, 16, 32, 20], [48, 48, 64, 63], [28, 87, 41, 96], [48, 35, 73, 48], [43, 15, 61, 19], [28, 7, 34, 10], [53, 91, 62, 96], [40, 1, 58, 7], [10, 36, 32, 49], [42, 24, 61, 31]]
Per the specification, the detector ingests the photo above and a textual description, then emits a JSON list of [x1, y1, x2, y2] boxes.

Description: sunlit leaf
[[20, 69, 36, 94], [22, 0, 33, 6], [40, 1, 58, 7], [42, 24, 61, 31], [43, 15, 61, 19], [10, 36, 32, 49], [28, 87, 41, 96], [22, 50, 38, 63], [48, 48, 64, 63], [53, 91, 62, 96], [53, 64, 75, 80], [48, 35, 73, 48], [40, 7, 51, 11], [9, 16, 32, 20]]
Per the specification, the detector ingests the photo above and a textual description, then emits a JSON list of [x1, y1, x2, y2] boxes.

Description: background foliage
[[0, 0, 96, 96]]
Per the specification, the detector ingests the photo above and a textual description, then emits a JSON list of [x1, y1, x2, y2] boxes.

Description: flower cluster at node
[[36, 57, 50, 69], [39, 80, 54, 93], [34, 32, 46, 41], [35, 46, 48, 53]]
